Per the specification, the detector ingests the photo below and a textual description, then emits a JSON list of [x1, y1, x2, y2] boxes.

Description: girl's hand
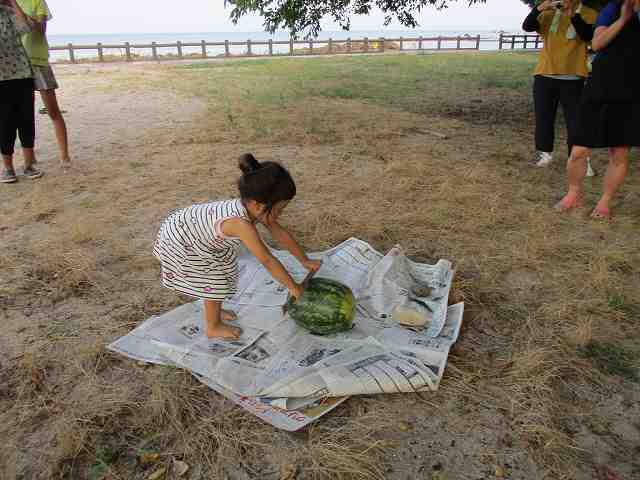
[[302, 258, 322, 273], [290, 282, 305, 301]]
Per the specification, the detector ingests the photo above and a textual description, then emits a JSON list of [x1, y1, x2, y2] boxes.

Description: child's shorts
[[32, 65, 59, 91]]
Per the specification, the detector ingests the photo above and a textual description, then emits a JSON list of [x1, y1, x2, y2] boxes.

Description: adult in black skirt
[[556, 0, 640, 219]]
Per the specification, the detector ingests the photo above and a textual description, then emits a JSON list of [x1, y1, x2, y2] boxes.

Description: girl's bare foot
[[554, 193, 584, 212], [221, 309, 238, 322], [206, 323, 242, 340]]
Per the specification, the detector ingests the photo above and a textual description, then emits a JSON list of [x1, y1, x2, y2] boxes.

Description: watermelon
[[286, 278, 355, 335]]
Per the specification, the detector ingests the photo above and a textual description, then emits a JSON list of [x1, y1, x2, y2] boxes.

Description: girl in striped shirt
[[154, 153, 321, 340]]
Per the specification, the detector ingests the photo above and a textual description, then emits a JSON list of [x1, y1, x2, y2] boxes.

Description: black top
[[584, 15, 640, 102]]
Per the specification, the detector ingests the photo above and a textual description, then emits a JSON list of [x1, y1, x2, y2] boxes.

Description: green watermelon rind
[[287, 278, 355, 335]]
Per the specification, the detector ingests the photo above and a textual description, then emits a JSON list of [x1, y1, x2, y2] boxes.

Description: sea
[[47, 29, 524, 62]]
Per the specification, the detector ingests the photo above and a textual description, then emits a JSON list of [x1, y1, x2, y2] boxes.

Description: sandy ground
[[2, 60, 639, 480]]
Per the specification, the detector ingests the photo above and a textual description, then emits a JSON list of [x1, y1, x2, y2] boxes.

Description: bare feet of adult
[[554, 192, 584, 212], [221, 309, 238, 322], [206, 323, 242, 339], [590, 204, 612, 221]]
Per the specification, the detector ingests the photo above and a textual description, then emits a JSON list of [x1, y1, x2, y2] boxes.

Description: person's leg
[[203, 299, 242, 339], [16, 80, 41, 178], [555, 145, 591, 211], [560, 78, 595, 177], [0, 81, 18, 182], [592, 147, 630, 218], [39, 89, 71, 165], [533, 76, 559, 164], [559, 79, 583, 155]]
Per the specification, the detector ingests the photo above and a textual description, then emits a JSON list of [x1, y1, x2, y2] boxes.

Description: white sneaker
[[585, 157, 596, 177], [535, 151, 553, 167]]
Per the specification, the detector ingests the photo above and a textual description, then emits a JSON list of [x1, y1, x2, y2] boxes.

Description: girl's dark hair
[[237, 153, 296, 213]]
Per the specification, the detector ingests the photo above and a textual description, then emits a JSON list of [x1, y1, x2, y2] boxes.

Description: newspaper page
[[108, 238, 463, 430]]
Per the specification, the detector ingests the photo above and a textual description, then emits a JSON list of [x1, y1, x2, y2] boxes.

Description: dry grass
[[1, 53, 639, 479]]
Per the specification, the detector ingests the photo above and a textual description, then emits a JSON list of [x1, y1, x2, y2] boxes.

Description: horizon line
[[48, 27, 523, 37]]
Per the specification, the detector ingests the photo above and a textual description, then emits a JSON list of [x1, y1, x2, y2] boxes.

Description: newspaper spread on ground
[[109, 238, 464, 431]]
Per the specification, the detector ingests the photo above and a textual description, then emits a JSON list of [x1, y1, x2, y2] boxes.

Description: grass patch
[[608, 294, 640, 321], [172, 52, 537, 139], [579, 341, 639, 381]]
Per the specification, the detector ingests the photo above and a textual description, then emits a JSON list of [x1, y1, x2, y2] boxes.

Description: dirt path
[[2, 61, 638, 480]]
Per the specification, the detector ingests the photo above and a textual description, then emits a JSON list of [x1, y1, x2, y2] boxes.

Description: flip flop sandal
[[38, 108, 67, 115], [590, 207, 611, 221]]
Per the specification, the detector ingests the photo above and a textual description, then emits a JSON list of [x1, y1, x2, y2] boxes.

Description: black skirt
[[574, 100, 640, 148], [574, 16, 640, 149]]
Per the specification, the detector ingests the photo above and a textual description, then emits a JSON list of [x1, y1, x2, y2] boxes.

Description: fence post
[[177, 40, 183, 58], [328, 38, 332, 54], [201, 40, 207, 58], [511, 35, 516, 49], [476, 35, 481, 50], [364, 37, 369, 52], [268, 38, 273, 56], [68, 43, 75, 63], [456, 36, 461, 50], [151, 41, 158, 60], [125, 41, 131, 61], [498, 33, 503, 50], [380, 37, 385, 53], [97, 42, 103, 62], [399, 36, 403, 51], [436, 36, 441, 50], [347, 38, 351, 53], [225, 40, 230, 57], [289, 38, 294, 55], [247, 39, 252, 56], [535, 35, 540, 49], [309, 39, 313, 54]]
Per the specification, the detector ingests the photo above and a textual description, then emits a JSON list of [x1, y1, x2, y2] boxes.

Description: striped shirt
[[153, 198, 250, 300]]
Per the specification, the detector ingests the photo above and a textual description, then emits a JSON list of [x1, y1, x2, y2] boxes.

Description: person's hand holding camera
[[537, 0, 556, 11]]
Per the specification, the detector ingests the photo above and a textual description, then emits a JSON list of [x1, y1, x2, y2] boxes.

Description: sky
[[45, 0, 530, 35]]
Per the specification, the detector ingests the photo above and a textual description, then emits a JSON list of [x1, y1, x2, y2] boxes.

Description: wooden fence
[[49, 35, 485, 64], [498, 33, 543, 50]]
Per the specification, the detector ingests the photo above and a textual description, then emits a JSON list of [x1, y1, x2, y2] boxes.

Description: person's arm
[[222, 218, 304, 300], [592, 0, 635, 51], [571, 12, 594, 42], [263, 220, 322, 272], [27, 13, 46, 34], [523, 1, 553, 32], [26, 0, 48, 34]]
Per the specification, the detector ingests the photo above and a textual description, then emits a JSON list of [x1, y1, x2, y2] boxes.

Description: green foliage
[[226, 0, 487, 37], [225, 0, 608, 37]]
